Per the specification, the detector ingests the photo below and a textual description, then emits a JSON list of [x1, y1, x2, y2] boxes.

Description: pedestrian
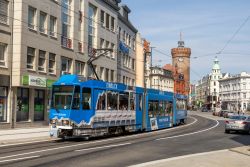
[[237, 109, 240, 115]]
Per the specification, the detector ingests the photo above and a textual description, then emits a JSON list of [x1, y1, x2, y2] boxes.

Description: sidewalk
[[0, 127, 51, 145], [130, 147, 250, 167]]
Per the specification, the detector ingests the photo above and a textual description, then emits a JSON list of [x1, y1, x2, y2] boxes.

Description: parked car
[[225, 115, 250, 134], [219, 110, 227, 117], [223, 111, 235, 118], [201, 108, 208, 112]]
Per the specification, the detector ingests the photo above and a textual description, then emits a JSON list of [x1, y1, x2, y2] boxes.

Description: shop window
[[34, 89, 45, 121], [16, 88, 29, 122], [0, 87, 7, 122]]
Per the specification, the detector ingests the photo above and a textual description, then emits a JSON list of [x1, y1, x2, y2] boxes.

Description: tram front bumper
[[49, 125, 73, 138]]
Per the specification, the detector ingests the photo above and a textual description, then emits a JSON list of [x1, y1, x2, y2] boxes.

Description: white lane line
[[156, 120, 219, 141], [75, 143, 131, 152], [0, 155, 40, 163], [0, 116, 197, 160]]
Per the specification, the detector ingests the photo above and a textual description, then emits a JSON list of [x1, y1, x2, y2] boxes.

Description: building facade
[[149, 66, 174, 92], [117, 5, 137, 86], [195, 57, 222, 110], [0, 0, 124, 129], [219, 72, 250, 112]]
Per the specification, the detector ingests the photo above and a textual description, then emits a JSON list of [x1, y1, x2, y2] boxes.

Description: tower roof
[[212, 56, 220, 70]]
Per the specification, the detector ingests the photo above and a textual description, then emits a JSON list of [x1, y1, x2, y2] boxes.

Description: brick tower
[[171, 33, 191, 95]]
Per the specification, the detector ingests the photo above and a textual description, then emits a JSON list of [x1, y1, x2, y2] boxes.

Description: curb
[[230, 146, 250, 156]]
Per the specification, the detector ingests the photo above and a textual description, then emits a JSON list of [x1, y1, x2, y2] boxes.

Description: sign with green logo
[[22, 75, 29, 85], [29, 75, 46, 87]]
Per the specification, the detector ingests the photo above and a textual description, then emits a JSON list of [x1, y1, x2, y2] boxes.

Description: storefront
[[19, 75, 56, 124], [0, 75, 9, 123]]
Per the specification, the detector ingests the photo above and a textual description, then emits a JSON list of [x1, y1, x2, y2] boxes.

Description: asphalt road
[[0, 112, 249, 167]]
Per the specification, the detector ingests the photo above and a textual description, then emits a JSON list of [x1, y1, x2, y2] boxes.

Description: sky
[[122, 0, 250, 83]]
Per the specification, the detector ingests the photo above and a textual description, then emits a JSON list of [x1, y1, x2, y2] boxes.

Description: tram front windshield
[[52, 85, 74, 110]]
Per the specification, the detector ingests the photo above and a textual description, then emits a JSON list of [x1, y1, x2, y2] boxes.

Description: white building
[[195, 57, 222, 110], [219, 72, 250, 112], [0, 0, 123, 128], [117, 5, 137, 86], [149, 66, 174, 92]]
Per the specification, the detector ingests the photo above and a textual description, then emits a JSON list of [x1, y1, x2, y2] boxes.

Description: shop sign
[[29, 75, 46, 87]]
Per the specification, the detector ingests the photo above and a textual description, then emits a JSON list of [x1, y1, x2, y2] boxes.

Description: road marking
[[0, 116, 197, 148], [75, 143, 131, 152], [129, 149, 228, 167], [0, 117, 197, 160], [0, 155, 40, 163], [156, 120, 219, 141]]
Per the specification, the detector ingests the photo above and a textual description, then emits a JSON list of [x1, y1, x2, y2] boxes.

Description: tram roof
[[53, 75, 144, 92]]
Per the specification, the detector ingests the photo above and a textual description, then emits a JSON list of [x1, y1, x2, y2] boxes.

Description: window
[[49, 16, 56, 36], [119, 93, 128, 110], [100, 38, 104, 49], [118, 27, 121, 39], [38, 50, 46, 71], [0, 43, 7, 66], [52, 85, 73, 110], [0, 0, 8, 24], [0, 87, 7, 122], [82, 88, 91, 110], [214, 81, 216, 86], [61, 0, 71, 37], [34, 89, 45, 121], [132, 59, 135, 70], [75, 61, 85, 75], [105, 41, 110, 56], [107, 91, 118, 110], [105, 68, 109, 81], [16, 88, 29, 122], [39, 11, 47, 33], [111, 16, 115, 31], [100, 10, 105, 27], [110, 70, 114, 82], [111, 43, 115, 58], [148, 101, 158, 117], [106, 13, 110, 29], [72, 86, 80, 110], [61, 56, 72, 74], [28, 6, 36, 29], [27, 47, 35, 69], [49, 53, 56, 73], [129, 93, 135, 110], [88, 4, 96, 47], [97, 91, 106, 110]]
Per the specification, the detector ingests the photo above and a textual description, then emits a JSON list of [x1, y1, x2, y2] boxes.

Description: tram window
[[119, 92, 128, 110], [159, 101, 165, 116], [166, 102, 173, 116], [148, 100, 158, 117], [107, 91, 118, 110], [72, 86, 80, 109], [82, 88, 91, 110], [97, 91, 106, 110], [139, 94, 143, 111], [129, 93, 135, 110]]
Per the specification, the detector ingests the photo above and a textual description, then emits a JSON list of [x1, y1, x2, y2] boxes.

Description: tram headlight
[[62, 120, 69, 126], [50, 119, 57, 124]]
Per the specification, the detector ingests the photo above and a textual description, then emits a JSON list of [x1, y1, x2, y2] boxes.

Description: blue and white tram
[[145, 89, 174, 131], [174, 94, 188, 125], [49, 75, 186, 138]]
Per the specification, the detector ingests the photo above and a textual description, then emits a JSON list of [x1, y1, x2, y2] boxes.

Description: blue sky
[[122, 0, 250, 82]]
